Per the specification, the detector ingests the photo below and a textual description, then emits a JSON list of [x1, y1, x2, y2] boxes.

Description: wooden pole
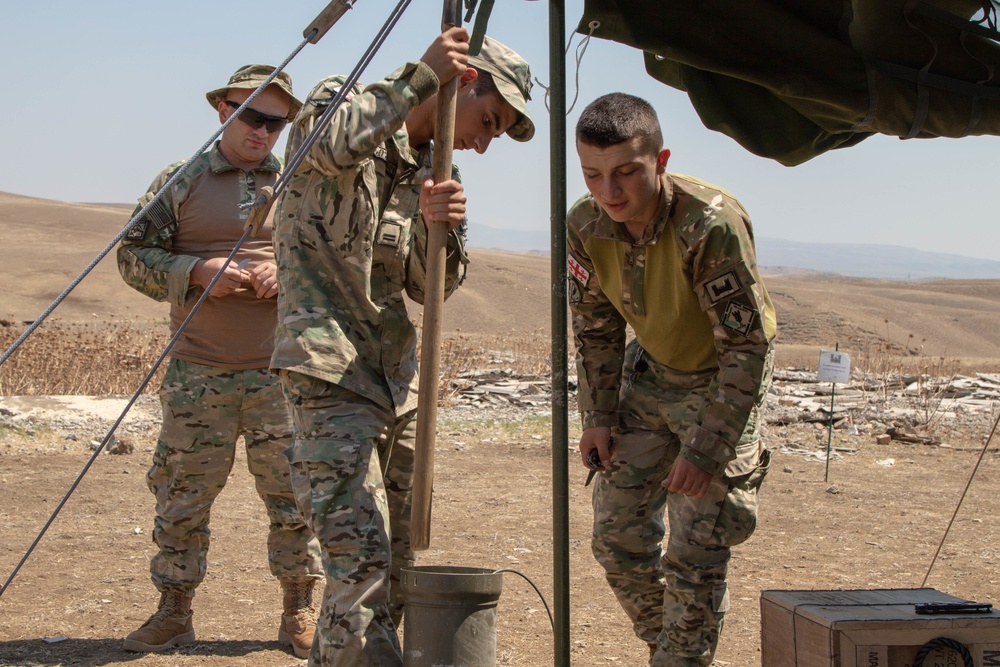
[[411, 0, 462, 552]]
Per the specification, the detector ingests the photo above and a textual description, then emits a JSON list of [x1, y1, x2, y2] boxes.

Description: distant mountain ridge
[[5, 191, 996, 280], [465, 225, 1000, 280], [754, 238, 1000, 280]]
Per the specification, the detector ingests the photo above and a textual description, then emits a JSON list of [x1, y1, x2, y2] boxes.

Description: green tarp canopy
[[579, 0, 1000, 165]]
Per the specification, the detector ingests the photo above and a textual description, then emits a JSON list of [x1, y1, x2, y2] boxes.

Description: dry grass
[[848, 318, 964, 429], [0, 319, 170, 395], [0, 320, 556, 398]]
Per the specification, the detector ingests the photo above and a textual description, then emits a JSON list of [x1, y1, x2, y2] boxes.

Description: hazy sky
[[4, 1, 1000, 260]]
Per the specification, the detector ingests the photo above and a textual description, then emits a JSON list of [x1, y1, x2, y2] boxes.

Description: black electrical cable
[[493, 569, 555, 633], [912, 636, 975, 667]]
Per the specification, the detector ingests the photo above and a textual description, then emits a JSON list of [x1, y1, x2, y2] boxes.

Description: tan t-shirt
[[118, 145, 280, 370]]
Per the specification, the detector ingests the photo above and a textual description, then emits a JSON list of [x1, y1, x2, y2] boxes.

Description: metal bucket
[[401, 565, 504, 667]]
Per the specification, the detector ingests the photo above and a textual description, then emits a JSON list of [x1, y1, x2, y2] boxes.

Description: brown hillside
[[2, 191, 999, 370]]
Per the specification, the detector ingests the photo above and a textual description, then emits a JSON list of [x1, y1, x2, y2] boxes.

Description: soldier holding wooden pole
[[269, 20, 534, 666]]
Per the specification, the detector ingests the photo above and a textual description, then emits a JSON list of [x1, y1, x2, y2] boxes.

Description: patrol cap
[[205, 64, 302, 121], [468, 37, 535, 142]]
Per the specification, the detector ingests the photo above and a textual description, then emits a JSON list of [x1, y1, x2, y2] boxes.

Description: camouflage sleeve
[[566, 200, 627, 429], [291, 64, 440, 176], [116, 163, 202, 307], [405, 164, 468, 303], [679, 206, 775, 476]]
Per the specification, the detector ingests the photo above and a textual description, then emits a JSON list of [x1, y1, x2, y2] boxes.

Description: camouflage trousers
[[592, 342, 771, 667], [278, 370, 416, 667], [147, 360, 322, 594]]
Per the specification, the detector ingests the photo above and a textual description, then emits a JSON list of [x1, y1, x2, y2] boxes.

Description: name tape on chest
[[568, 255, 590, 284]]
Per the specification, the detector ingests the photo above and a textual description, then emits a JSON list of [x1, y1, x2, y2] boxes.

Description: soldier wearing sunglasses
[[117, 64, 322, 659]]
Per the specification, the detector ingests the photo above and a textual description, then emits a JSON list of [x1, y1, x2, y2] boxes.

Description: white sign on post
[[817, 350, 852, 384]]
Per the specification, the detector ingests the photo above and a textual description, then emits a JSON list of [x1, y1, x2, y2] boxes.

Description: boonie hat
[[469, 37, 535, 142], [205, 64, 302, 121]]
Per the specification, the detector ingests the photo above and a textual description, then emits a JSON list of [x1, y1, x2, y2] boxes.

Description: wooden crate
[[760, 588, 1000, 667]]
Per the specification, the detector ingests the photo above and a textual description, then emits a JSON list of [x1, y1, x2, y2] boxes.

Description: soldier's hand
[[663, 457, 713, 499], [190, 258, 249, 297], [420, 179, 466, 230], [248, 261, 279, 299], [579, 427, 613, 470], [420, 26, 470, 86]]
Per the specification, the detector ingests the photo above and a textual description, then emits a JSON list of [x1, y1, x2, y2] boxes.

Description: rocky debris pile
[[766, 368, 1000, 451], [0, 394, 160, 454], [442, 369, 560, 423], [770, 368, 1000, 417], [3, 369, 999, 453]]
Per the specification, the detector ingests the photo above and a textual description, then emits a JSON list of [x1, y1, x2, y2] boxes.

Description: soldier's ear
[[656, 149, 671, 174], [457, 67, 478, 92]]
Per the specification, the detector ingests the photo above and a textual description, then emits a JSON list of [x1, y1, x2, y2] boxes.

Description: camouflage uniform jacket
[[271, 63, 468, 415], [117, 144, 281, 369], [567, 172, 776, 475]]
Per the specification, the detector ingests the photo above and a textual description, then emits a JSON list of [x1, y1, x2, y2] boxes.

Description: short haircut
[[470, 67, 499, 98], [576, 93, 663, 155]]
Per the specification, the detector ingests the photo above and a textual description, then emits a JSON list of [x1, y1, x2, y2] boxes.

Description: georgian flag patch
[[568, 255, 589, 285]]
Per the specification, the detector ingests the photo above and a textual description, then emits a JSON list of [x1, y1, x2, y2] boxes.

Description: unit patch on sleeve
[[704, 271, 743, 305], [568, 254, 589, 285], [125, 220, 149, 241], [568, 279, 582, 304], [721, 301, 755, 337]]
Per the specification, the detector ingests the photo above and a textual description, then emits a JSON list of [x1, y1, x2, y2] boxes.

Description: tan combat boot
[[278, 578, 317, 658], [123, 589, 195, 653]]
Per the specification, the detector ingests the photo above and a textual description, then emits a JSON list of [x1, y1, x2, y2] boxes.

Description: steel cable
[[0, 227, 251, 599], [920, 408, 1000, 587], [0, 0, 417, 599], [271, 0, 413, 198]]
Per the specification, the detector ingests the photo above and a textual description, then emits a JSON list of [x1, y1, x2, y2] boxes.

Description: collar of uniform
[[638, 172, 674, 245], [591, 171, 675, 245], [208, 141, 282, 174]]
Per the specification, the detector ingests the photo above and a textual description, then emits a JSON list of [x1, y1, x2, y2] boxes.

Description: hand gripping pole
[[411, 0, 463, 552]]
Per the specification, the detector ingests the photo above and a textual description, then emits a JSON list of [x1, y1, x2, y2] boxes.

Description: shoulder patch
[[568, 279, 582, 304], [125, 220, 149, 241], [146, 198, 174, 230], [568, 254, 589, 285], [704, 270, 743, 305], [721, 301, 755, 337]]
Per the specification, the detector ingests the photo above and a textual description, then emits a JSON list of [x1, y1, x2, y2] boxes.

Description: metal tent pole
[[549, 0, 570, 664]]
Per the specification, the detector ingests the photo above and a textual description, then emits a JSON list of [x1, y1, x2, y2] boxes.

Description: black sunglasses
[[225, 100, 287, 133]]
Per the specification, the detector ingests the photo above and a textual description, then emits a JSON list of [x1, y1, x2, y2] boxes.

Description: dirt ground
[[2, 396, 1000, 667], [4, 193, 1000, 665]]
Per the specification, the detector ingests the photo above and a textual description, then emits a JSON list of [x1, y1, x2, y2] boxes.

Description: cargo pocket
[[684, 479, 729, 547], [716, 445, 771, 547]]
